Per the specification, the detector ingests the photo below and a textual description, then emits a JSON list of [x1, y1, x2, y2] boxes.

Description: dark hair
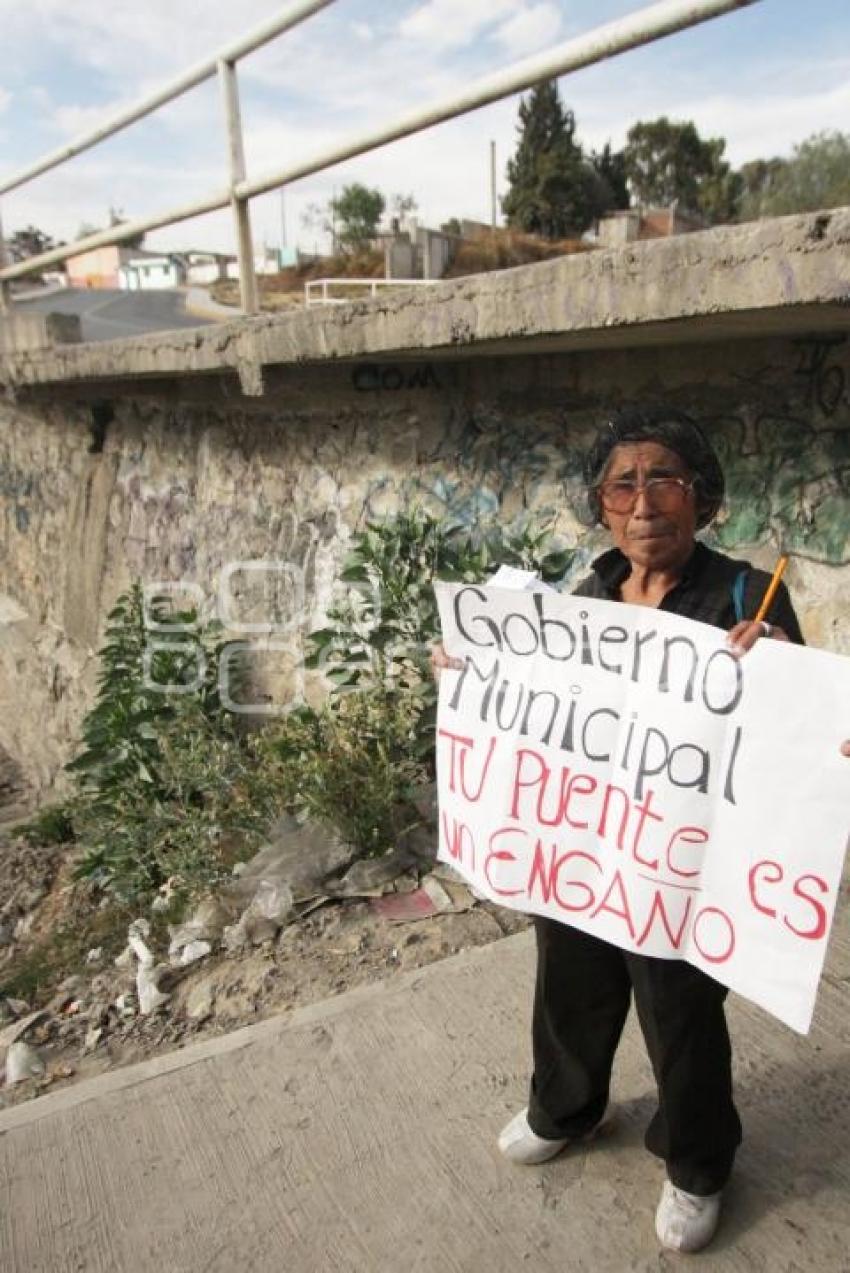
[[584, 406, 725, 529]]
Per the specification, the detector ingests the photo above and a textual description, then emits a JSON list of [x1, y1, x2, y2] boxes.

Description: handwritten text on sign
[[435, 582, 850, 1034]]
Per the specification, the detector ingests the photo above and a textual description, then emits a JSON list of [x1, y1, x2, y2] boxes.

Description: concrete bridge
[[0, 205, 849, 1271], [1, 207, 848, 804]]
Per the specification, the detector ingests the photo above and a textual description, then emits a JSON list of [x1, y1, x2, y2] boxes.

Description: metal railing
[[0, 0, 759, 319], [305, 277, 440, 307]]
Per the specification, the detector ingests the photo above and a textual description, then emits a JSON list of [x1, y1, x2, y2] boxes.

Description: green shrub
[[14, 804, 75, 847], [251, 687, 429, 858], [67, 584, 263, 903], [305, 508, 573, 771]]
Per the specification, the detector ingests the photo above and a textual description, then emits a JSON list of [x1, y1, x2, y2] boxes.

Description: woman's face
[[598, 441, 698, 573]]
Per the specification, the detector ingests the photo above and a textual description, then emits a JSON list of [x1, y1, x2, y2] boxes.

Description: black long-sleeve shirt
[[572, 542, 804, 643]]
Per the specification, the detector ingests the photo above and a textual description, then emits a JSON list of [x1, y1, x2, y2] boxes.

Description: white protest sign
[[435, 581, 850, 1034]]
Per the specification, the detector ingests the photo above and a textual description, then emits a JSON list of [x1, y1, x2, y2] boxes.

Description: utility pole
[[490, 140, 497, 230]]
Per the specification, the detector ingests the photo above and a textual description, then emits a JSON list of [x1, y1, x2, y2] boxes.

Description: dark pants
[[527, 917, 742, 1196]]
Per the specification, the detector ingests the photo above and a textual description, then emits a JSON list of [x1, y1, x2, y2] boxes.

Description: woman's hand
[[430, 642, 463, 683], [726, 619, 790, 657]]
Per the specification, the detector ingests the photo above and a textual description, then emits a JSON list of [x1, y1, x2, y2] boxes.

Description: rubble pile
[[0, 810, 529, 1107]]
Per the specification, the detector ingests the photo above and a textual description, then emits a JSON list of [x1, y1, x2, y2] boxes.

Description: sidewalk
[[1, 899, 848, 1272], [181, 286, 243, 322]]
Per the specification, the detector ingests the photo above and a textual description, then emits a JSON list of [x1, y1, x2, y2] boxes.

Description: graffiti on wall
[[351, 363, 442, 393], [794, 336, 847, 418], [358, 342, 850, 566]]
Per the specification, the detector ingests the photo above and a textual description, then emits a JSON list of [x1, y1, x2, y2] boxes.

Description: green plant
[[306, 508, 573, 767], [14, 803, 75, 847], [66, 584, 261, 903], [255, 688, 428, 858], [66, 583, 225, 807]]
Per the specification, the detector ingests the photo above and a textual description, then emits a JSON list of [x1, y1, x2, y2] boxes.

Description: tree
[[591, 143, 630, 212], [390, 192, 418, 223], [502, 80, 607, 238], [303, 183, 386, 254], [331, 184, 385, 253], [7, 225, 57, 263], [623, 117, 739, 223], [737, 132, 850, 220], [736, 158, 788, 220]]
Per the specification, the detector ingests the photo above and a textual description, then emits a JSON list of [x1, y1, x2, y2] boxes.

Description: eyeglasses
[[596, 476, 694, 514]]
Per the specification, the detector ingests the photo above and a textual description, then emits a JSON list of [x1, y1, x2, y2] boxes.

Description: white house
[[119, 255, 187, 290]]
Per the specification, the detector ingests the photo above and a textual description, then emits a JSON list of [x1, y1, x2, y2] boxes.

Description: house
[[594, 206, 706, 247], [378, 218, 456, 280], [65, 245, 148, 289], [118, 254, 188, 291], [185, 251, 236, 285]]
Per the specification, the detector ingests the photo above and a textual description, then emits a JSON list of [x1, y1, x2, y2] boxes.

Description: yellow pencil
[[754, 555, 789, 623]]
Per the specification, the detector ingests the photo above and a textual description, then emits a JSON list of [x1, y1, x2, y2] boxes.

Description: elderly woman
[[433, 406, 803, 1254]]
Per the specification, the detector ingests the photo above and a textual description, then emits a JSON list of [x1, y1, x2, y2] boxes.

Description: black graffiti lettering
[[352, 362, 441, 392]]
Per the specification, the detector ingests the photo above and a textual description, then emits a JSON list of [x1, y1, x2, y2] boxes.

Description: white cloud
[[677, 81, 850, 164], [4, 0, 850, 261], [398, 0, 515, 52], [493, 4, 563, 58]]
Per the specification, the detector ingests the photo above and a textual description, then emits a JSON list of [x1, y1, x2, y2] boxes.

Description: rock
[[245, 915, 280, 945], [328, 848, 416, 898], [83, 1025, 103, 1053], [59, 974, 86, 995], [0, 1009, 47, 1070], [252, 879, 294, 926], [179, 940, 212, 967], [85, 946, 103, 965], [5, 997, 30, 1018], [420, 875, 455, 913], [115, 992, 136, 1018], [220, 817, 357, 908], [46, 988, 76, 1015], [167, 897, 231, 957], [5, 1040, 46, 1084], [185, 983, 215, 1023], [0, 918, 13, 945], [397, 823, 437, 863], [14, 912, 35, 940], [17, 884, 47, 911], [136, 964, 170, 1015], [222, 919, 250, 953], [51, 1061, 76, 1080]]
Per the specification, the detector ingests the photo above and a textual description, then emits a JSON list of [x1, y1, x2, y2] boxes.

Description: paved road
[[0, 896, 848, 1273], [14, 288, 212, 342]]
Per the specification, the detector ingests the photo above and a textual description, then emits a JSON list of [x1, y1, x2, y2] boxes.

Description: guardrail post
[[218, 58, 259, 315]]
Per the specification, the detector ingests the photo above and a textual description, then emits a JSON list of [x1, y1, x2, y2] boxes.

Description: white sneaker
[[655, 1180, 722, 1253], [498, 1104, 611, 1165]]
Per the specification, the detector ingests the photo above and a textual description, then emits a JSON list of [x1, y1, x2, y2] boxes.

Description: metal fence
[[0, 0, 759, 318], [305, 278, 440, 307]]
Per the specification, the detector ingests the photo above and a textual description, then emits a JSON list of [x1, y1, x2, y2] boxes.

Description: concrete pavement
[[1, 898, 848, 1272]]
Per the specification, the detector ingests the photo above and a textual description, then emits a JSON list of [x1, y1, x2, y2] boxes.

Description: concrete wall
[[1, 331, 848, 803]]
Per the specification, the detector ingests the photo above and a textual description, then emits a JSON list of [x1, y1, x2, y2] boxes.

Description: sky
[[0, 0, 848, 259]]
